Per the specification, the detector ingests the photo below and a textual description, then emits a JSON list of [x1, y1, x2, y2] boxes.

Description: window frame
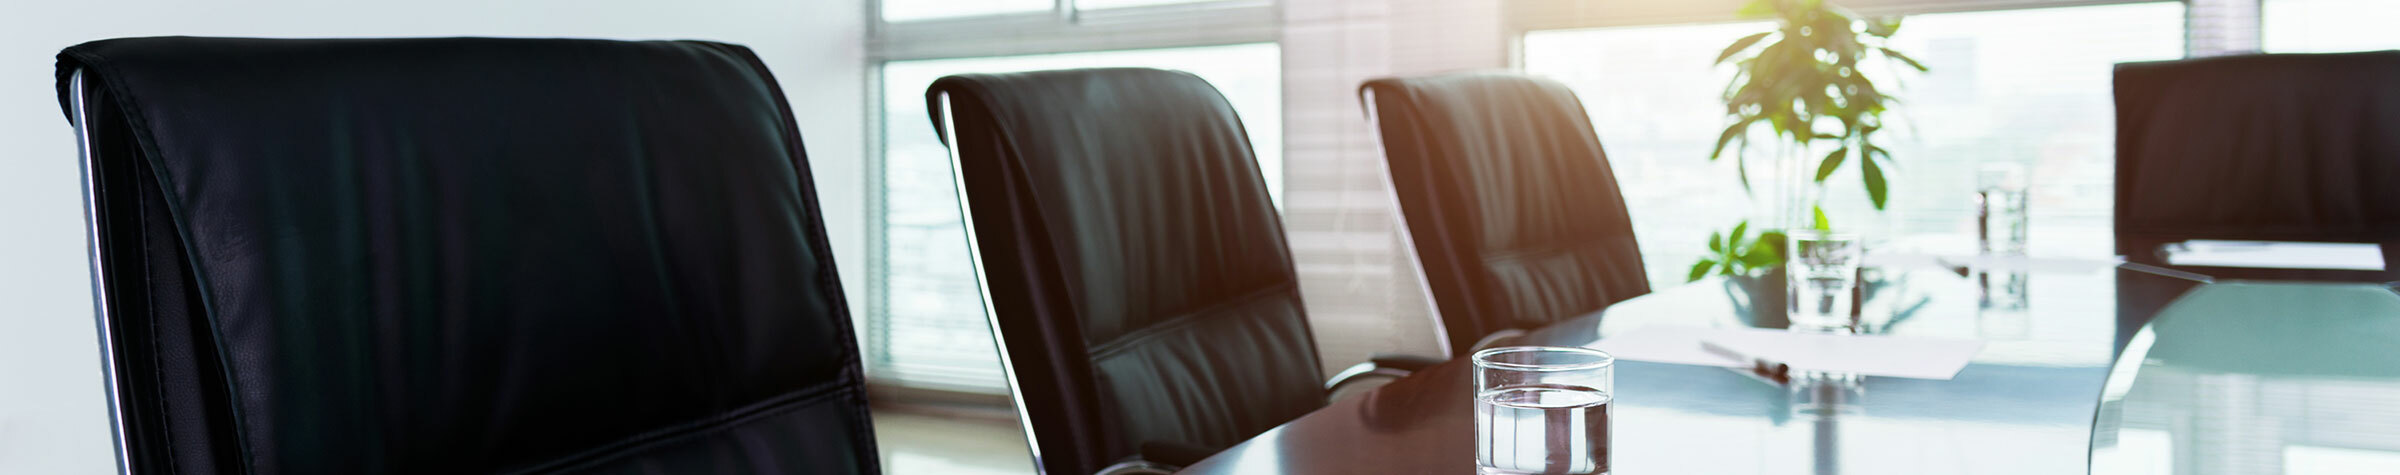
[[860, 0, 1283, 396], [1500, 0, 2261, 67]]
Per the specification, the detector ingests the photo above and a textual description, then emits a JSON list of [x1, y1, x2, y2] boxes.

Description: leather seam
[[505, 378, 862, 474], [135, 173, 182, 475], [708, 41, 883, 469], [1477, 237, 1625, 264], [1085, 280, 1298, 360], [72, 49, 255, 473]]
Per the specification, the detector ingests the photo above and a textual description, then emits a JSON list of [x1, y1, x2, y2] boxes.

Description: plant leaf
[[1709, 231, 1725, 253], [1735, 144, 1753, 193], [1688, 259, 1718, 282], [1865, 16, 1903, 37], [1813, 205, 1834, 231], [1880, 47, 1929, 72], [1738, 243, 1780, 269], [1710, 119, 1751, 160], [1814, 147, 1848, 182], [1730, 221, 1750, 246], [1752, 230, 1788, 268], [1735, 0, 1776, 19], [1863, 155, 1890, 210], [1717, 32, 1775, 64]]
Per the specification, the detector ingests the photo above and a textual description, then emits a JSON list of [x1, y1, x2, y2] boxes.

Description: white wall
[[0, 1, 867, 473]]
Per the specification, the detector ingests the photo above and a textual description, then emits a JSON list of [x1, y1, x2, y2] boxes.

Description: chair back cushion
[[2115, 52, 2400, 263], [1363, 72, 1650, 355], [59, 37, 875, 474], [928, 68, 1323, 474]]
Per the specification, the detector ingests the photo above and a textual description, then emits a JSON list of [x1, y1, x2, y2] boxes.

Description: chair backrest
[[61, 37, 876, 474], [928, 68, 1324, 474], [1361, 72, 1650, 356], [2114, 52, 2400, 265]]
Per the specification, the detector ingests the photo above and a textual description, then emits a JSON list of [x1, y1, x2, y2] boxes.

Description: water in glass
[[1788, 233, 1862, 331], [1976, 163, 2030, 255], [1476, 384, 1611, 475], [1977, 189, 2029, 255]]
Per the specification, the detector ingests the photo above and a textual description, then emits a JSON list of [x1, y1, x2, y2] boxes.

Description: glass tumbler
[[1976, 163, 2030, 255], [1475, 346, 1615, 475], [1787, 231, 1864, 332]]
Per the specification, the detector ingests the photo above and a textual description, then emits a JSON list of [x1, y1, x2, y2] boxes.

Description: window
[[880, 0, 1051, 23], [1077, 0, 1231, 10], [873, 43, 1282, 392], [1523, 2, 2185, 286], [2287, 445, 2400, 474], [2265, 0, 2400, 53]]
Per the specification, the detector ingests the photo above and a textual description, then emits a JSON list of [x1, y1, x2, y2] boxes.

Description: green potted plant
[[1687, 0, 1926, 317]]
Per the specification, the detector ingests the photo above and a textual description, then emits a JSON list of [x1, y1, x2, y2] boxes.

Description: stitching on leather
[[1477, 237, 1626, 264], [135, 164, 182, 475], [70, 49, 263, 474], [1085, 280, 1299, 359], [504, 378, 862, 474], [710, 40, 882, 469]]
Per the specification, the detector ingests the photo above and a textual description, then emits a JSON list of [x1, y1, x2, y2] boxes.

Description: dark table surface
[[1179, 259, 2180, 474]]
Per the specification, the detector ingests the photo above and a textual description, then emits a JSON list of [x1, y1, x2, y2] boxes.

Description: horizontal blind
[[1281, 0, 1508, 372]]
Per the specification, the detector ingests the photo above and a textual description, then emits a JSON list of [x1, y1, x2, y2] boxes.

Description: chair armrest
[[1368, 353, 1446, 372], [1094, 440, 1219, 474], [1140, 440, 1220, 468], [1325, 353, 1445, 393], [1094, 460, 1176, 475], [1469, 328, 1529, 352]]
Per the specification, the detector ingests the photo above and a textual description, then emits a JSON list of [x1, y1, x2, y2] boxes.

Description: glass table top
[[2091, 281, 2400, 475], [1548, 264, 2128, 475], [1180, 259, 2145, 474], [1176, 258, 2399, 475]]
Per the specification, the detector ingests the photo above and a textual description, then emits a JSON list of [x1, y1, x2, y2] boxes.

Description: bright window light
[[2264, 0, 2400, 53], [1524, 3, 2183, 286], [882, 0, 1053, 23]]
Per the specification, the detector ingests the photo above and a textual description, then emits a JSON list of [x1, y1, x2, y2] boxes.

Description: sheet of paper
[[1865, 252, 2120, 274], [2163, 240, 2385, 271], [1590, 326, 1985, 380]]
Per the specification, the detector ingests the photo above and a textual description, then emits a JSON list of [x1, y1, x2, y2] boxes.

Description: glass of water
[[1475, 346, 1613, 475], [1976, 163, 2030, 255], [1786, 231, 1863, 332]]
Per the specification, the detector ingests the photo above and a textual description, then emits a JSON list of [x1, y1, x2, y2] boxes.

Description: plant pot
[[1722, 266, 1790, 329]]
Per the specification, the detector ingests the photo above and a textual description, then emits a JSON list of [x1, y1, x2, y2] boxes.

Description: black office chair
[[61, 37, 877, 474], [1360, 72, 1652, 356], [929, 68, 1404, 474], [2114, 52, 2400, 281]]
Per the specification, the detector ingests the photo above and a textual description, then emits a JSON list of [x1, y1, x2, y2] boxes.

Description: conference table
[[1176, 259, 2400, 474]]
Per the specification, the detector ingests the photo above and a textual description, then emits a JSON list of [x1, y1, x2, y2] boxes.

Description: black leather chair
[[2114, 52, 2400, 280], [1360, 72, 1652, 356], [929, 68, 1377, 474], [61, 37, 877, 474]]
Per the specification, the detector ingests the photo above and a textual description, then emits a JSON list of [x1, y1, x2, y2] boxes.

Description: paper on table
[[1865, 252, 2120, 274], [1590, 326, 1984, 380], [2162, 240, 2385, 271]]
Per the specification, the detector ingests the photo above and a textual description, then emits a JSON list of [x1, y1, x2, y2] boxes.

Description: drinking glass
[[1475, 346, 1614, 475], [1787, 231, 1863, 332], [1976, 163, 2030, 255]]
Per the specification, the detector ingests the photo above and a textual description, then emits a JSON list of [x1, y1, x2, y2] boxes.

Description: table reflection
[[2092, 282, 2400, 474]]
